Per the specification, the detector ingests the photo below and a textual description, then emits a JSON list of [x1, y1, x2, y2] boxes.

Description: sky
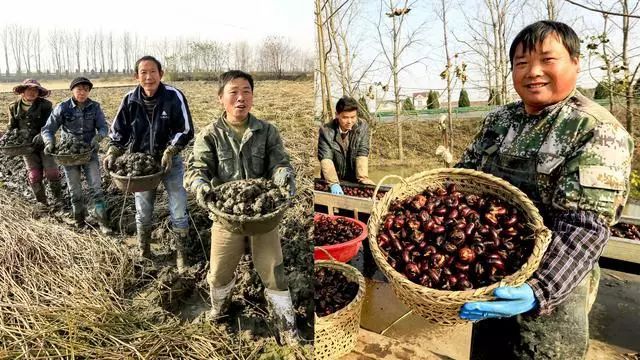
[[0, 0, 315, 52]]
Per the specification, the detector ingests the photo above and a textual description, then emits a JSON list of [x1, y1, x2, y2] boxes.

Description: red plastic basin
[[314, 213, 368, 263]]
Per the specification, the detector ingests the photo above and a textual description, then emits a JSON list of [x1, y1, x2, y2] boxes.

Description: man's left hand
[[161, 146, 180, 173], [91, 134, 104, 151], [459, 283, 537, 321]]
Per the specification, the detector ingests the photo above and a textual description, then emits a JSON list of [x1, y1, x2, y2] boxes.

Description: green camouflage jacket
[[457, 91, 633, 225], [184, 113, 292, 190]]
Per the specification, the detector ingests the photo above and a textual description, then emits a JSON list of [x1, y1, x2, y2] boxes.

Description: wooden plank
[[342, 328, 441, 360], [314, 191, 376, 214], [602, 237, 640, 264]]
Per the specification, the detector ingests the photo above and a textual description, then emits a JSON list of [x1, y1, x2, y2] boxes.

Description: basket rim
[[208, 198, 291, 222], [109, 170, 164, 180], [0, 143, 33, 149], [52, 150, 93, 159], [313, 213, 368, 250], [367, 167, 552, 299], [314, 260, 366, 322]]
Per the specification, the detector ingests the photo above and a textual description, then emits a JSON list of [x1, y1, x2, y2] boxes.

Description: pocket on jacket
[[218, 150, 235, 178]]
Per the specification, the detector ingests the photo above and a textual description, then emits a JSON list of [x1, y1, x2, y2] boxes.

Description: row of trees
[[0, 25, 313, 76], [402, 89, 471, 111]]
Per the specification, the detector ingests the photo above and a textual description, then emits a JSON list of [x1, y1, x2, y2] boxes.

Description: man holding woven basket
[[42, 77, 110, 233], [103, 56, 194, 271], [317, 96, 375, 195], [6, 79, 63, 208], [456, 21, 633, 359], [184, 70, 298, 345]]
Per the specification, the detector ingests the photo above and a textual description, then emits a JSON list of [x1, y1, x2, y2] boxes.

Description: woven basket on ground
[[110, 171, 164, 193], [208, 202, 288, 236], [53, 150, 92, 166], [368, 168, 551, 325], [0, 143, 33, 156], [314, 256, 366, 360]]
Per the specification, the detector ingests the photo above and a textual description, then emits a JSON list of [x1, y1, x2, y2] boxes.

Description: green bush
[[402, 97, 415, 111], [458, 89, 470, 107], [427, 90, 440, 109]]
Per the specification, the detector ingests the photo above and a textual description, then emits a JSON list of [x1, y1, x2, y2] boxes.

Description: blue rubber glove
[[330, 183, 344, 195], [459, 283, 537, 321]]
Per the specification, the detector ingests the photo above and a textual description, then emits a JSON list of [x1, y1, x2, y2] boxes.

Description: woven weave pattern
[[0, 143, 34, 156], [110, 171, 164, 193], [368, 168, 551, 325], [208, 201, 288, 235], [314, 260, 366, 360], [53, 150, 92, 166]]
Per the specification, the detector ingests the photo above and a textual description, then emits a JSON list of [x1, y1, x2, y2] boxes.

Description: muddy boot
[[30, 181, 48, 205], [95, 200, 112, 235], [72, 202, 87, 227], [174, 227, 189, 274], [49, 180, 65, 208], [207, 275, 235, 320], [265, 288, 299, 346], [137, 225, 152, 258]]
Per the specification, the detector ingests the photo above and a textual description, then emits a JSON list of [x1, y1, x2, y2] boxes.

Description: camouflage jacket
[[457, 91, 633, 226], [8, 97, 53, 138], [184, 113, 293, 190]]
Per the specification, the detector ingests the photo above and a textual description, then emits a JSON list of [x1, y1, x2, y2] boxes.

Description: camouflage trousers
[[207, 222, 288, 291], [470, 266, 600, 360]]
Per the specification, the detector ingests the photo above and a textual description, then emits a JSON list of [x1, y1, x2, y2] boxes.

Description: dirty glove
[[32, 134, 44, 151], [91, 134, 104, 151], [43, 137, 55, 155], [273, 167, 296, 196], [330, 183, 344, 195], [193, 180, 212, 209], [161, 146, 180, 173], [459, 283, 537, 321], [103, 145, 124, 171]]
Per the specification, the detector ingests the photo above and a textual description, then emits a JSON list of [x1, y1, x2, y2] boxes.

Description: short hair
[[335, 96, 359, 114], [509, 21, 580, 68], [134, 55, 163, 73], [218, 70, 254, 96]]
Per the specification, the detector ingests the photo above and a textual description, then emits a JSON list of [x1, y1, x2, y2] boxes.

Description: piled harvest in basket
[[368, 168, 551, 324], [55, 136, 91, 155], [111, 152, 160, 177], [0, 129, 30, 146]]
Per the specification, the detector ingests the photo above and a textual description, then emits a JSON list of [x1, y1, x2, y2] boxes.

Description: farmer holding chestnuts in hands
[[456, 21, 632, 359]]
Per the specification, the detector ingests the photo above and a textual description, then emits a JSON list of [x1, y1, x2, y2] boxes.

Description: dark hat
[[69, 77, 93, 91], [13, 79, 50, 98]]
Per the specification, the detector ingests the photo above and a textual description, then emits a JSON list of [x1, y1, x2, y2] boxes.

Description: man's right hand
[[195, 182, 212, 209], [103, 146, 123, 171], [330, 183, 344, 195], [43, 139, 55, 155]]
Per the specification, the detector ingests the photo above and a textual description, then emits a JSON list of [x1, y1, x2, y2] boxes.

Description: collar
[[131, 83, 166, 103], [517, 89, 576, 118], [70, 97, 93, 109], [216, 112, 263, 132]]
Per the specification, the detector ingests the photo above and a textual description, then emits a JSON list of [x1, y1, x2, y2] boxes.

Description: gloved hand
[[103, 145, 124, 171], [91, 134, 104, 151], [32, 134, 44, 151], [161, 146, 180, 173], [330, 183, 344, 195], [273, 167, 296, 196], [459, 283, 537, 321], [359, 178, 375, 186], [194, 181, 212, 209], [43, 138, 55, 155]]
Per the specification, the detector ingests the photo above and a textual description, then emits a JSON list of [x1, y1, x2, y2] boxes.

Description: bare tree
[[122, 32, 132, 72], [33, 29, 42, 73], [376, 0, 424, 161], [259, 35, 292, 78], [437, 0, 455, 155], [234, 41, 252, 70], [48, 29, 64, 74], [8, 25, 25, 74], [315, 0, 334, 121], [2, 26, 10, 75]]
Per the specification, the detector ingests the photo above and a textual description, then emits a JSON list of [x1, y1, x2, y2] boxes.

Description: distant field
[[0, 78, 137, 92]]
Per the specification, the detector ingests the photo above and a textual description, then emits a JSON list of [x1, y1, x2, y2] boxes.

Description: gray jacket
[[317, 118, 370, 182]]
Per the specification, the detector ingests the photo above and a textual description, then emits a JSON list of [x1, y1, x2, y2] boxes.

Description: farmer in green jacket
[[6, 79, 63, 207], [456, 21, 633, 359], [184, 70, 298, 345]]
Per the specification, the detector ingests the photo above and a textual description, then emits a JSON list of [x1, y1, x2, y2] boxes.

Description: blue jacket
[[108, 83, 194, 156], [41, 98, 108, 144]]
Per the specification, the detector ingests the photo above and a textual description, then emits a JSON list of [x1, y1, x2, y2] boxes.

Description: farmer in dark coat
[[317, 96, 374, 194]]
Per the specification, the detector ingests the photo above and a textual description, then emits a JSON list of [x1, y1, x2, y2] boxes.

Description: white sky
[[0, 0, 314, 52]]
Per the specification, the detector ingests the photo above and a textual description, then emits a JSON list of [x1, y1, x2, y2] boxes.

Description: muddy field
[[0, 79, 314, 358]]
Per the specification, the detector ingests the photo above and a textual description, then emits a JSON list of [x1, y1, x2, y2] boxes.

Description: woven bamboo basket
[[0, 143, 34, 156], [314, 255, 366, 360], [208, 202, 289, 236], [53, 150, 92, 166], [368, 168, 551, 325], [110, 171, 164, 193]]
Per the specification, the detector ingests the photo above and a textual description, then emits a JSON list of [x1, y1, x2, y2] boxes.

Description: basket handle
[[372, 174, 407, 205], [316, 245, 338, 262]]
